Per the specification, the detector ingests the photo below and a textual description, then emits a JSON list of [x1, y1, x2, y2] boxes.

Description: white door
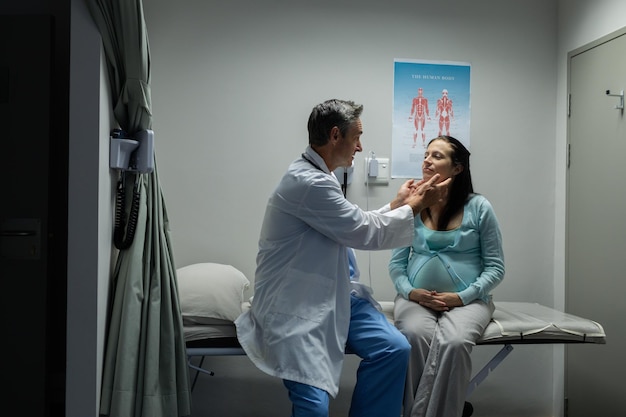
[[566, 28, 626, 416]]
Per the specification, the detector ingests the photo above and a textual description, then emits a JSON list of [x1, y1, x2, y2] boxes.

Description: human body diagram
[[409, 88, 430, 148], [435, 89, 454, 136]]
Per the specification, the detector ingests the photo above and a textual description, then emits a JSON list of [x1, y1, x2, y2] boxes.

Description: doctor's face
[[336, 119, 363, 168]]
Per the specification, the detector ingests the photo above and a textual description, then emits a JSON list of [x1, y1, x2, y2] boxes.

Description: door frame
[[565, 25, 626, 416], [565, 24, 626, 311]]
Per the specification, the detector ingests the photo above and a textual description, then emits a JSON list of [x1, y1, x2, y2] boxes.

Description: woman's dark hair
[[307, 99, 363, 146], [427, 135, 474, 230]]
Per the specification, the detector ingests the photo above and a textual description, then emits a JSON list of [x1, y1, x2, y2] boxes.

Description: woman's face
[[422, 139, 462, 183]]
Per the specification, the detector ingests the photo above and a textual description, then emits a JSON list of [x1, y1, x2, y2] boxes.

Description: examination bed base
[[185, 301, 606, 396]]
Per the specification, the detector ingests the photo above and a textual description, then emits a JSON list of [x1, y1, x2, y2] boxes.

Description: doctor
[[235, 99, 449, 417]]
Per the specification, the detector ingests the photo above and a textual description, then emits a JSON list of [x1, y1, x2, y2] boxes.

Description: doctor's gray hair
[[307, 99, 364, 146]]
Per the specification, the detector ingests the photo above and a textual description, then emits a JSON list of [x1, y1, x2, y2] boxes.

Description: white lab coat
[[235, 146, 415, 397]]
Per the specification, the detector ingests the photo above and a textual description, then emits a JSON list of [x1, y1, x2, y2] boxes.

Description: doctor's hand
[[406, 175, 451, 215], [390, 179, 418, 209]]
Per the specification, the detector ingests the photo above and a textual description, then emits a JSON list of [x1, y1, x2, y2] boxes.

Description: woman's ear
[[452, 164, 464, 176]]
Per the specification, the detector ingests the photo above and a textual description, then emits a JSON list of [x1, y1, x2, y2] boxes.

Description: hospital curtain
[[86, 1, 192, 416]]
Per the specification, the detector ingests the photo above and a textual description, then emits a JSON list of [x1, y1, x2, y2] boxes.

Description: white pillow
[[177, 263, 250, 323]]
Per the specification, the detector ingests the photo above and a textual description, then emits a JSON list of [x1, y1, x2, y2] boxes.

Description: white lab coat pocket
[[271, 268, 335, 324]]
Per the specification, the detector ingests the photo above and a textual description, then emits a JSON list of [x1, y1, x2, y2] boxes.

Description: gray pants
[[393, 295, 494, 417]]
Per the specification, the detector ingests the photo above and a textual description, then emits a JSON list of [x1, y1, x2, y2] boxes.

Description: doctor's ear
[[330, 126, 341, 141]]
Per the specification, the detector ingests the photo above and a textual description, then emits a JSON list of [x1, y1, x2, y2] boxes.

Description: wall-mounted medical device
[[364, 154, 390, 185], [109, 128, 154, 250], [110, 128, 154, 173]]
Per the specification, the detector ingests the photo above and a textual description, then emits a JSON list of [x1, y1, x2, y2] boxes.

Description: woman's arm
[[388, 245, 415, 298], [457, 198, 505, 305]]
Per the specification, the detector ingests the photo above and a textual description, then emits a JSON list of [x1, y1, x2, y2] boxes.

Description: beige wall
[[146, 1, 559, 415]]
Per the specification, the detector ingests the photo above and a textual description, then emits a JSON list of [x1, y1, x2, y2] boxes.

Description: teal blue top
[[388, 194, 505, 305]]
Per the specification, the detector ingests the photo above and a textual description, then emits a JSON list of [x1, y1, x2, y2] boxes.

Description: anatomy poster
[[392, 59, 471, 178]]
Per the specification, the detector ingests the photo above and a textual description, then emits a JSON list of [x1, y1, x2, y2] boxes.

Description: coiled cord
[[114, 172, 141, 250]]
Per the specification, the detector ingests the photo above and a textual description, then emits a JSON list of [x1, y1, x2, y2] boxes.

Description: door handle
[[0, 230, 37, 237]]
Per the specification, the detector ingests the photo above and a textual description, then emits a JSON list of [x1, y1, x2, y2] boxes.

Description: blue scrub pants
[[283, 295, 411, 417]]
